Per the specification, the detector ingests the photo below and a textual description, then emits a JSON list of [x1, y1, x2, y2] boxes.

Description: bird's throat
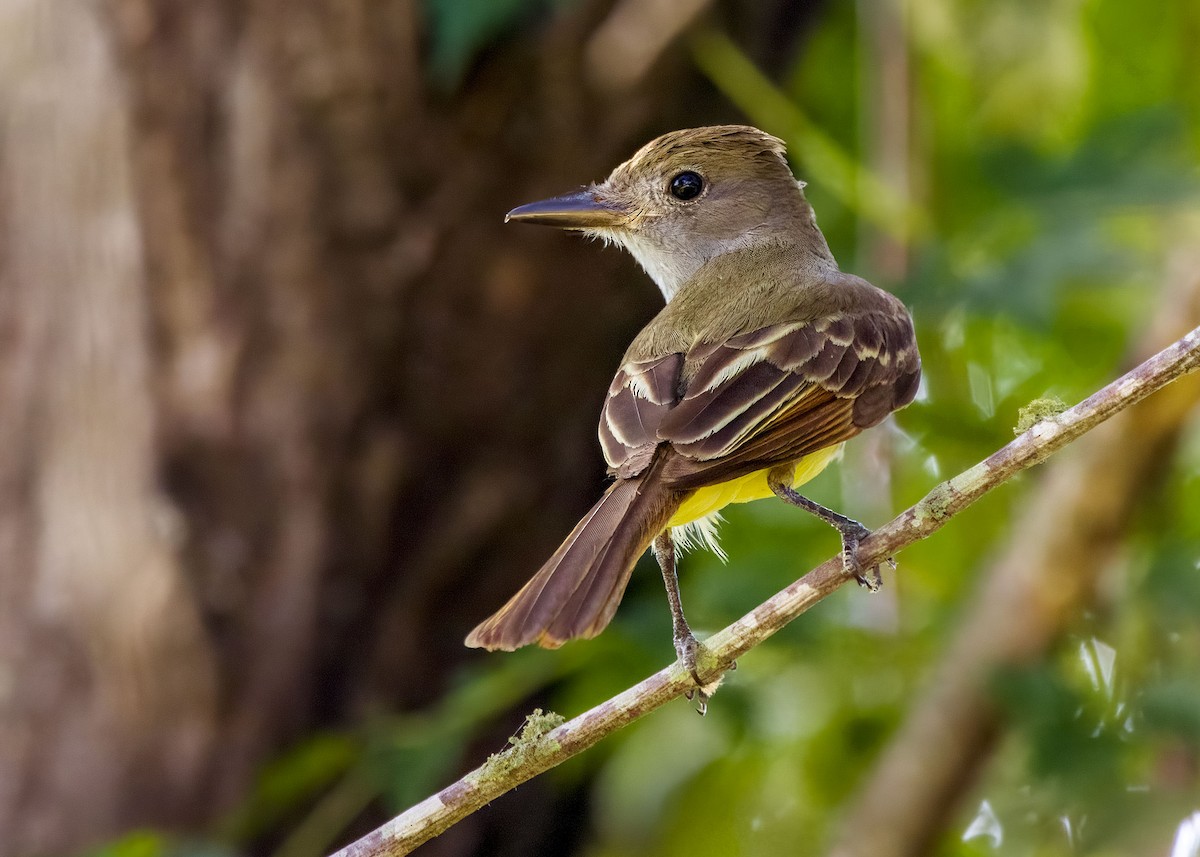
[[611, 232, 702, 302], [595, 202, 837, 304]]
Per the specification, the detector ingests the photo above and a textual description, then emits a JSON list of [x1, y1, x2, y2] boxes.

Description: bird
[[465, 125, 921, 696]]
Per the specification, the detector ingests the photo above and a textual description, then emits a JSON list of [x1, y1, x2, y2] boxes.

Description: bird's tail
[[465, 471, 682, 651]]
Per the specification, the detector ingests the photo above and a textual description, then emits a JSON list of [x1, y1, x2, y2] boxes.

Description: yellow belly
[[667, 444, 844, 529]]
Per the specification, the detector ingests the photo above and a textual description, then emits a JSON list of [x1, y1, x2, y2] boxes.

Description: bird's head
[[507, 125, 826, 300]]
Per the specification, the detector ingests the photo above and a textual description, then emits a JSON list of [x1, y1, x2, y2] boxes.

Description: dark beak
[[505, 188, 628, 229]]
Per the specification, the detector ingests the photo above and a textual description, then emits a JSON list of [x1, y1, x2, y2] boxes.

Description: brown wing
[[598, 352, 683, 478], [599, 311, 920, 489]]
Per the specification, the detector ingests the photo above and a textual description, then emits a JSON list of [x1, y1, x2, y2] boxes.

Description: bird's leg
[[653, 531, 710, 713], [768, 469, 888, 590], [653, 531, 699, 670]]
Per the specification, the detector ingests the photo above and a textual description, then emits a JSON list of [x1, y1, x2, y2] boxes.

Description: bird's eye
[[669, 171, 704, 201]]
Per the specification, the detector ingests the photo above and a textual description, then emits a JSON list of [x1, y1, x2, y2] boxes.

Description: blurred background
[[1, 0, 1199, 856]]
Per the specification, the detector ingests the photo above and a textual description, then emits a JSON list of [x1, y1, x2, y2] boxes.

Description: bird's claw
[[684, 687, 709, 715], [676, 632, 711, 716], [675, 632, 703, 683], [836, 520, 891, 591]]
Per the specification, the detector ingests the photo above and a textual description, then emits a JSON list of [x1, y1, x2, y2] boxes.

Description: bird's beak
[[505, 187, 628, 229]]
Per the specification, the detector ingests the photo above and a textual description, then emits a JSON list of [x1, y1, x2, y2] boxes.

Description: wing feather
[[598, 307, 920, 487], [600, 353, 682, 475]]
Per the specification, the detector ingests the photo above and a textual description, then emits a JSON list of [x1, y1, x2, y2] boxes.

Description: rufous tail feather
[[465, 471, 681, 650]]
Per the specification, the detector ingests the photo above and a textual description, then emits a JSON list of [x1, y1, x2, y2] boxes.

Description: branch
[[827, 258, 1200, 857], [330, 324, 1200, 857]]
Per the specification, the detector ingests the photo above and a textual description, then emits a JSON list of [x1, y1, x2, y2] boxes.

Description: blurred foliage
[[423, 0, 579, 87], [107, 0, 1200, 855]]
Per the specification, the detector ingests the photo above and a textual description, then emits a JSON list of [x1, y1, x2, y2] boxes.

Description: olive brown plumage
[[465, 127, 920, 696]]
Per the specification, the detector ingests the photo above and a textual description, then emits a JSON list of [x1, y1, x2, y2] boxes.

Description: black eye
[[669, 171, 704, 201]]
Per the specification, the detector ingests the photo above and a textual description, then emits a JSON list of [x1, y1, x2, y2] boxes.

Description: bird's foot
[[834, 519, 892, 591], [675, 631, 720, 716], [675, 630, 701, 679]]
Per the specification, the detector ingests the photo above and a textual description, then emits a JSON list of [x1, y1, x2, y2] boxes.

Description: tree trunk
[[0, 0, 732, 852], [0, 1, 219, 850]]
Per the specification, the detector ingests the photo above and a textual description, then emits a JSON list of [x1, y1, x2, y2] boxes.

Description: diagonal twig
[[330, 325, 1200, 857], [827, 257, 1200, 857]]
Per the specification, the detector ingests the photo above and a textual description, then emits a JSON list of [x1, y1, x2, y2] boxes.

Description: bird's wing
[[599, 311, 921, 489]]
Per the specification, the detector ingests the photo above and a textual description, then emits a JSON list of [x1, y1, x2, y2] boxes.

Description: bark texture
[[0, 0, 741, 852]]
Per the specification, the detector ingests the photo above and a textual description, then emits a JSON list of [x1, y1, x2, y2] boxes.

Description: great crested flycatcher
[[466, 126, 921, 686]]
